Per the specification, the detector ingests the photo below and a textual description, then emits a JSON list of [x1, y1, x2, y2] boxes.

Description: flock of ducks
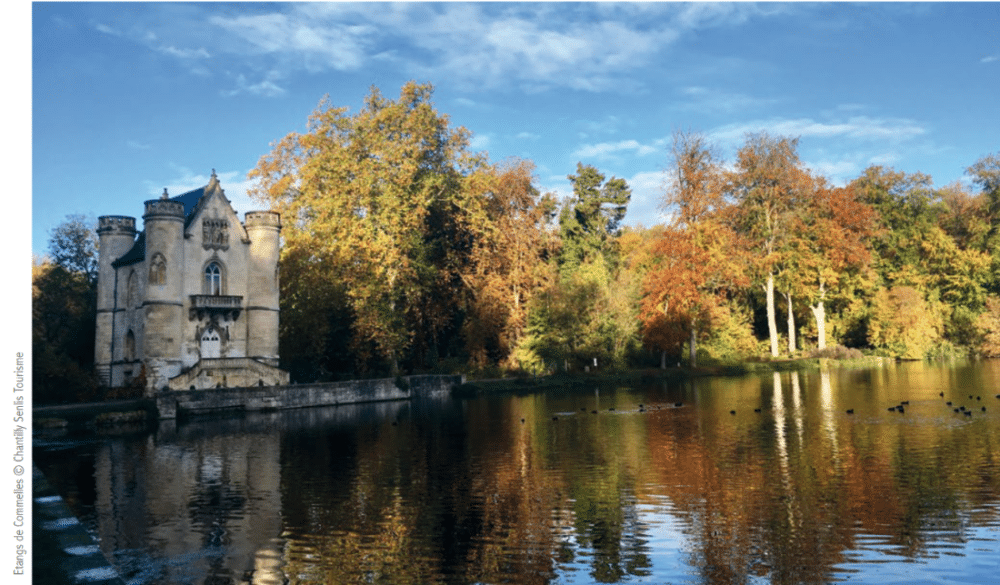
[[842, 392, 1000, 417], [543, 394, 1000, 423], [547, 401, 685, 421]]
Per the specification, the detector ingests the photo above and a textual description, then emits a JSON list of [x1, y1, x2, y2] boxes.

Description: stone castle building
[[95, 171, 289, 393]]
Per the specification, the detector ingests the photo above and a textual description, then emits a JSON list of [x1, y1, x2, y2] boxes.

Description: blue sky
[[28, 2, 1000, 257]]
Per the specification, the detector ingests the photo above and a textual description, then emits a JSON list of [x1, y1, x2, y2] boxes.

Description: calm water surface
[[35, 361, 1000, 584]]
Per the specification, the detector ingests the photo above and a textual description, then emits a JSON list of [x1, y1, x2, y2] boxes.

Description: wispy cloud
[[93, 22, 118, 35], [158, 45, 210, 60], [207, 12, 374, 72], [221, 73, 287, 98], [573, 139, 660, 160], [981, 54, 999, 64], [676, 86, 780, 114], [710, 116, 926, 146], [89, 3, 789, 96]]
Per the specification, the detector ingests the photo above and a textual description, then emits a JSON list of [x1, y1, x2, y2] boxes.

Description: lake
[[34, 360, 1000, 584]]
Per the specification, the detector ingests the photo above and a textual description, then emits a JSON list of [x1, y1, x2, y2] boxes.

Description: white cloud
[[158, 45, 210, 60], [710, 116, 926, 147], [93, 22, 118, 35], [207, 13, 374, 72], [573, 140, 660, 160], [981, 55, 999, 64], [806, 160, 858, 183], [221, 73, 287, 98], [676, 86, 780, 114], [78, 2, 797, 105], [470, 133, 491, 152], [868, 152, 901, 166], [622, 170, 669, 228], [516, 132, 540, 141]]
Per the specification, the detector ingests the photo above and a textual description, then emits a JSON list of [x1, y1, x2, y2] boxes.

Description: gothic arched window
[[204, 262, 222, 295], [124, 330, 136, 362], [126, 270, 137, 308]]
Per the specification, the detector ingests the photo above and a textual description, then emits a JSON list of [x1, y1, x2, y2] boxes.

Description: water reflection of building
[[91, 425, 284, 584]]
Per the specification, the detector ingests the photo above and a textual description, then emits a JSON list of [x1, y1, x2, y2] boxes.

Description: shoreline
[[32, 357, 902, 427]]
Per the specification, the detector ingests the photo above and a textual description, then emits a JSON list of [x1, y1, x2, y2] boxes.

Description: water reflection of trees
[[239, 368, 1000, 583], [642, 366, 1000, 584]]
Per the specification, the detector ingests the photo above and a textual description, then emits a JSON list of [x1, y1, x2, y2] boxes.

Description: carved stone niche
[[202, 218, 230, 251]]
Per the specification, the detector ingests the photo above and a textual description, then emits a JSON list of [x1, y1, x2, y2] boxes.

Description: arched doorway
[[200, 327, 221, 359]]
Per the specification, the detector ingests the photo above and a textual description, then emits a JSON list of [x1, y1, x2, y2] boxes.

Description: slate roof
[[110, 185, 208, 268], [111, 231, 145, 268], [171, 187, 204, 219]]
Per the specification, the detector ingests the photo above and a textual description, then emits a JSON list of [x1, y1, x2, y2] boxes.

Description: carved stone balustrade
[[189, 294, 243, 321]]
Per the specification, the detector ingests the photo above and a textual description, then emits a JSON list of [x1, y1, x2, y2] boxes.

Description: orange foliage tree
[[640, 131, 747, 367], [458, 158, 558, 368], [785, 180, 878, 350]]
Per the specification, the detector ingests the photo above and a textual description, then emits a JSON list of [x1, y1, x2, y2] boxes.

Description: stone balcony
[[189, 294, 243, 321]]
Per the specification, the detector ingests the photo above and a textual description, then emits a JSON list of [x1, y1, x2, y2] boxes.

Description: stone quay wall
[[155, 374, 464, 419]]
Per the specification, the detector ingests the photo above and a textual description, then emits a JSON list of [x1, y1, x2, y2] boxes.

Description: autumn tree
[[516, 162, 636, 372], [785, 180, 877, 350], [640, 131, 747, 367], [249, 82, 485, 374], [458, 158, 558, 368], [725, 132, 809, 357], [936, 182, 990, 251], [967, 153, 1000, 225], [977, 296, 1000, 357], [850, 165, 937, 281], [852, 164, 992, 352], [868, 286, 944, 359], [966, 153, 1000, 294]]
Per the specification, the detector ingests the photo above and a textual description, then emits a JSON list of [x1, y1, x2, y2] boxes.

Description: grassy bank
[[453, 355, 895, 395]]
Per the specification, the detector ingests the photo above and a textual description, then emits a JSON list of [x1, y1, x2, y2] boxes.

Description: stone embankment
[[34, 374, 464, 425], [155, 374, 463, 418]]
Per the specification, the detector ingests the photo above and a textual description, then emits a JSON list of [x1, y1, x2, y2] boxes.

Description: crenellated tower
[[244, 211, 282, 365], [94, 215, 137, 386], [141, 192, 186, 388]]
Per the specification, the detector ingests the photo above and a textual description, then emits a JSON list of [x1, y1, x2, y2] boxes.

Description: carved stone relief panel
[[202, 218, 230, 251], [149, 253, 167, 285]]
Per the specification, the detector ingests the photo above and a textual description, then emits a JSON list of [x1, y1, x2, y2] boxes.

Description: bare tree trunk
[[689, 319, 698, 368], [810, 280, 827, 350], [784, 291, 796, 355], [766, 272, 779, 357], [661, 350, 667, 370]]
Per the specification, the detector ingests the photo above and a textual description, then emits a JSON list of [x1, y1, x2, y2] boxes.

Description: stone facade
[[95, 171, 289, 394]]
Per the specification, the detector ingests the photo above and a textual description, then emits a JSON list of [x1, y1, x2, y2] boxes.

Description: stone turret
[[94, 215, 137, 386], [141, 195, 186, 390], [244, 211, 282, 365]]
